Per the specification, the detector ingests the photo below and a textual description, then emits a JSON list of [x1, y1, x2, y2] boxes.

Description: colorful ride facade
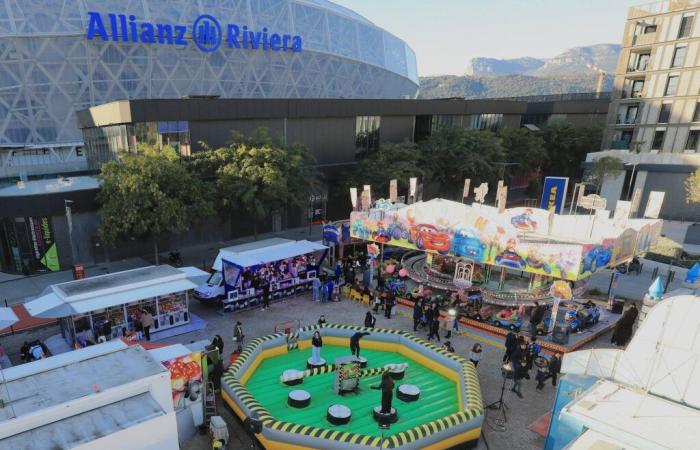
[[350, 199, 662, 281]]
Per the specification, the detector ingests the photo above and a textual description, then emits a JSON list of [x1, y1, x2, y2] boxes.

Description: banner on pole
[[497, 185, 508, 213], [540, 176, 569, 213], [409, 177, 417, 203], [389, 179, 397, 202], [630, 188, 642, 213], [462, 179, 471, 201], [644, 191, 665, 219], [349, 188, 358, 210]]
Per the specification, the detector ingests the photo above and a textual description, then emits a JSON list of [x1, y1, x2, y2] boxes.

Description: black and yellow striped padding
[[223, 323, 483, 449], [304, 364, 337, 377]]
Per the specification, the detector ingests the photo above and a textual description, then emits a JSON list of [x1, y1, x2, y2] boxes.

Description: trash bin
[[72, 264, 85, 280], [612, 300, 624, 314], [552, 324, 569, 345]]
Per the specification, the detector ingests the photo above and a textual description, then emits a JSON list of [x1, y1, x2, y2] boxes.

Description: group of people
[[503, 330, 561, 398], [312, 275, 338, 303], [412, 298, 450, 342]]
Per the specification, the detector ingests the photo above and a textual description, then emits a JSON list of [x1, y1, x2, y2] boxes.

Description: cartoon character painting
[[524, 247, 552, 274], [582, 245, 612, 273], [510, 208, 538, 232], [413, 224, 452, 254], [495, 238, 525, 269], [452, 228, 487, 261]]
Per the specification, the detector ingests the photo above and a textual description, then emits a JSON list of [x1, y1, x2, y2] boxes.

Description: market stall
[[25, 265, 207, 346], [220, 240, 328, 312]]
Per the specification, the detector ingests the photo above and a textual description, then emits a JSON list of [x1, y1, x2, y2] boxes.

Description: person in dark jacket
[[384, 293, 395, 319], [262, 282, 271, 310], [537, 353, 562, 389], [371, 372, 395, 414], [318, 314, 327, 326], [611, 304, 638, 346], [212, 335, 224, 356], [311, 331, 323, 364], [364, 311, 376, 328], [428, 314, 441, 342], [503, 330, 518, 363], [510, 342, 527, 398], [350, 331, 370, 357], [413, 302, 423, 331], [529, 301, 545, 337], [526, 336, 541, 371], [233, 321, 244, 353]]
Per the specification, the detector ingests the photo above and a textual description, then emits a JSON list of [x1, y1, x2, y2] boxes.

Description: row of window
[[619, 100, 700, 125], [615, 127, 700, 152]]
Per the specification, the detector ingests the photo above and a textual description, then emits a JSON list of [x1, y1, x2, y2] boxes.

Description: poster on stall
[[162, 351, 203, 410], [28, 217, 59, 272]]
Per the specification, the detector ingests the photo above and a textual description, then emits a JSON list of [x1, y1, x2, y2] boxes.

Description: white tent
[[0, 307, 18, 329], [221, 240, 328, 269], [211, 238, 293, 271]]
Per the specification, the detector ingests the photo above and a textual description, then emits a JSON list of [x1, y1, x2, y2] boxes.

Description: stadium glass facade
[[0, 0, 419, 179]]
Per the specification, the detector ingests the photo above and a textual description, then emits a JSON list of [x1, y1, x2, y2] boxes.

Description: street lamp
[[64, 199, 77, 266]]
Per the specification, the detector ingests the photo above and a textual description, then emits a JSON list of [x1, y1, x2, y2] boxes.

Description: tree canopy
[[541, 123, 603, 181], [587, 156, 624, 193], [97, 145, 213, 261]]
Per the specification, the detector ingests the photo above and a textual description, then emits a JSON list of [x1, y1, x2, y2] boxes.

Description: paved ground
[[176, 292, 616, 450]]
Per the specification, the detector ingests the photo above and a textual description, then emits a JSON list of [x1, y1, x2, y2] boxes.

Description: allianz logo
[[86, 12, 303, 53]]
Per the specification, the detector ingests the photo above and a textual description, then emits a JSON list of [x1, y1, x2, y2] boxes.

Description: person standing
[[412, 302, 423, 332], [428, 314, 441, 342], [233, 321, 244, 353], [311, 331, 323, 364], [526, 336, 541, 372], [350, 331, 370, 357], [312, 276, 321, 302], [364, 311, 376, 328], [325, 279, 335, 303], [371, 372, 395, 414], [318, 315, 327, 326], [469, 343, 483, 367], [503, 330, 518, 363], [262, 281, 271, 310], [611, 304, 638, 346], [140, 309, 154, 341], [384, 292, 395, 319], [334, 262, 342, 283], [548, 353, 562, 387], [529, 301, 545, 337], [510, 342, 527, 399], [212, 335, 224, 356]]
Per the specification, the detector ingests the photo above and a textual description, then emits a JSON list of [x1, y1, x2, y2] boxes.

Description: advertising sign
[[613, 200, 632, 228], [630, 188, 642, 214], [409, 178, 417, 202], [349, 188, 358, 209], [462, 179, 471, 201], [323, 223, 340, 243], [644, 191, 665, 219], [497, 185, 508, 213], [608, 271, 620, 310], [579, 194, 607, 210], [28, 217, 59, 272], [162, 352, 203, 410], [540, 177, 569, 213]]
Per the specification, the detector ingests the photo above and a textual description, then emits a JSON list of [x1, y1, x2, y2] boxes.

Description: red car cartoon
[[413, 224, 451, 254]]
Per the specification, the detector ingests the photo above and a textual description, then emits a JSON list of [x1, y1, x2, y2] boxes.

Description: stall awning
[[24, 265, 202, 319], [0, 307, 18, 329], [222, 240, 328, 269], [212, 238, 294, 271]]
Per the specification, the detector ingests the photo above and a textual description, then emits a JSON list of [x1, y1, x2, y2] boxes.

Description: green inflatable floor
[[245, 345, 460, 437]]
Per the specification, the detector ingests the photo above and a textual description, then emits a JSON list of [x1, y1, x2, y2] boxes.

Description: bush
[[586, 288, 602, 296]]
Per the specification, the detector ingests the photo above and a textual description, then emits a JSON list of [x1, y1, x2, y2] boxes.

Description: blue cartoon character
[[582, 245, 612, 273], [495, 238, 525, 269], [510, 208, 537, 232], [452, 228, 486, 261], [387, 219, 408, 241]]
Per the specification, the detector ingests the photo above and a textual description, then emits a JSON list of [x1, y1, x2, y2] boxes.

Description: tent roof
[[0, 307, 18, 329], [212, 238, 294, 271], [222, 240, 328, 269], [24, 265, 201, 319]]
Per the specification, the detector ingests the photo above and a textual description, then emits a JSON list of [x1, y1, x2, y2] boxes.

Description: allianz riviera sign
[[86, 12, 303, 53]]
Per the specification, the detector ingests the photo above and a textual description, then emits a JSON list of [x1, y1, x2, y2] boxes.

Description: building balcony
[[631, 32, 656, 47], [620, 90, 644, 99], [626, 63, 649, 73]]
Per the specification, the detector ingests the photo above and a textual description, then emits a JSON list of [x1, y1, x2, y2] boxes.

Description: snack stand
[[25, 265, 208, 345], [221, 240, 328, 312]]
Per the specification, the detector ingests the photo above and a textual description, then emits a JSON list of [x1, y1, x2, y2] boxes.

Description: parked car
[[452, 228, 486, 261], [582, 245, 612, 273], [413, 224, 452, 254], [387, 220, 409, 241]]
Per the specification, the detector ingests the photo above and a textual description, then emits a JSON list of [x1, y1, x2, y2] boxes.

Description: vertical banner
[[389, 179, 397, 202], [644, 191, 665, 219], [360, 190, 370, 211], [349, 187, 358, 210], [540, 177, 569, 213], [462, 178, 471, 202], [496, 180, 504, 206], [613, 200, 632, 228], [607, 271, 620, 310], [497, 185, 508, 213], [630, 187, 642, 214], [28, 217, 59, 272], [409, 177, 417, 203]]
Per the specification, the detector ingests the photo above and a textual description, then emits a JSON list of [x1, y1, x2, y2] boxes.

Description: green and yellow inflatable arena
[[222, 323, 483, 449]]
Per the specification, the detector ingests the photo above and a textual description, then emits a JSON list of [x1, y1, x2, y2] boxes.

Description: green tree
[[342, 141, 425, 199], [197, 128, 320, 237], [541, 123, 603, 181], [685, 169, 700, 204], [97, 145, 213, 264], [587, 156, 624, 193], [419, 127, 506, 198], [497, 127, 547, 176]]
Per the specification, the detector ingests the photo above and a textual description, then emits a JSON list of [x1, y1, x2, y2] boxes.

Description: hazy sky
[[333, 0, 642, 76]]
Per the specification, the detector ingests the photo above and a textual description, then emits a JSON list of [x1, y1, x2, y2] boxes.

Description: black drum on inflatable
[[327, 404, 352, 425], [288, 390, 311, 408], [373, 406, 398, 424], [396, 384, 420, 402]]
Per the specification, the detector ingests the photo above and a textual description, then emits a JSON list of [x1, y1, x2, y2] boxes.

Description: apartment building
[[590, 0, 700, 218]]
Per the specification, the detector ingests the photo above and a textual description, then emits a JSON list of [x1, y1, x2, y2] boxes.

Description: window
[[624, 105, 639, 124], [431, 115, 454, 133], [665, 75, 679, 96], [644, 24, 657, 33], [652, 130, 666, 149], [355, 116, 380, 156], [631, 79, 644, 98], [470, 113, 503, 131], [658, 103, 672, 123], [686, 130, 700, 151], [635, 53, 650, 71], [678, 15, 694, 38], [693, 102, 700, 122], [671, 46, 687, 68]]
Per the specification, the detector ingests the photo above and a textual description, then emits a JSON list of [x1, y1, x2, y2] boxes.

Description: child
[[469, 343, 483, 367]]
